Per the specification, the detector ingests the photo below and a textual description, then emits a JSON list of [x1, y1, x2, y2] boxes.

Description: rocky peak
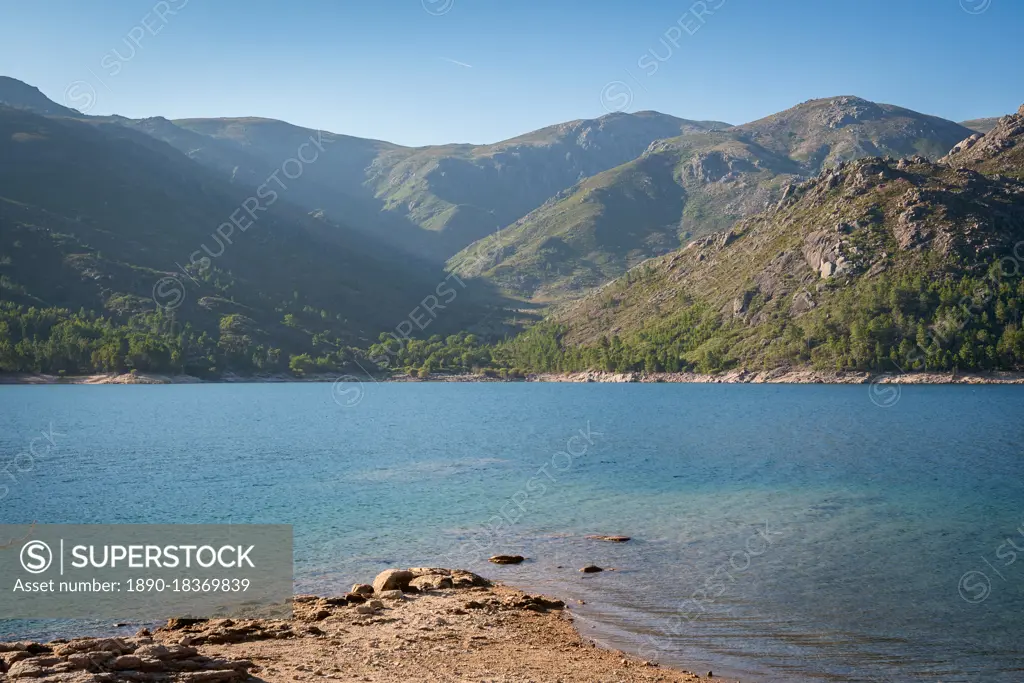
[[817, 96, 885, 129]]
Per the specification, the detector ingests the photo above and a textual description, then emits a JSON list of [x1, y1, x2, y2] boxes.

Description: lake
[[1, 382, 1022, 682]]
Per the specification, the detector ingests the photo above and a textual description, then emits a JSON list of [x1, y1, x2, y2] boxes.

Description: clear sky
[[1, 0, 1021, 146]]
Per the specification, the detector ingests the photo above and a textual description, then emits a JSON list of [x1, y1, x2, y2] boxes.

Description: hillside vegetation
[[0, 105, 500, 377], [450, 97, 977, 302], [496, 105, 1024, 375]]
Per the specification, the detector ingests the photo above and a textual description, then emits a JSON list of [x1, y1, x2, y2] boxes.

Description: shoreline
[[0, 567, 717, 683], [3, 368, 1024, 385]]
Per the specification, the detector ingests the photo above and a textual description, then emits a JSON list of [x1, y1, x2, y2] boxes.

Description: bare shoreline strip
[[0, 568, 719, 682], [4, 369, 1024, 385]]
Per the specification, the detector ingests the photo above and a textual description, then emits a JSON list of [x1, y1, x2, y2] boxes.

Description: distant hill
[[0, 76, 82, 117], [154, 111, 730, 262], [0, 105, 500, 376], [944, 106, 1024, 179], [960, 117, 1003, 134], [503, 104, 1024, 374], [449, 96, 976, 303]]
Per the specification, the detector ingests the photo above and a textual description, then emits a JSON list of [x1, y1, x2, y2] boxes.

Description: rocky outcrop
[[942, 103, 1024, 176], [0, 635, 252, 682]]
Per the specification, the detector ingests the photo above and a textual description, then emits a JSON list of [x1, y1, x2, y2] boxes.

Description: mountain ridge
[[497, 103, 1024, 374], [449, 96, 976, 302]]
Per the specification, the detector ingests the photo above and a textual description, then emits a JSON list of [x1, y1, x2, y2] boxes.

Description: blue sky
[[1, 0, 1021, 146]]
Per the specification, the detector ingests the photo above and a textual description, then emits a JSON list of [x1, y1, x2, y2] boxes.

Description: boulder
[[450, 569, 492, 588], [409, 574, 453, 591], [377, 590, 404, 600], [350, 584, 374, 596], [580, 565, 604, 573], [165, 618, 207, 631], [371, 569, 414, 593], [489, 555, 524, 565]]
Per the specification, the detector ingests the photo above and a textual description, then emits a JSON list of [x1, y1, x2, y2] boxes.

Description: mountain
[[143, 111, 730, 262], [0, 76, 83, 117], [961, 117, 1003, 135], [944, 105, 1024, 179], [502, 104, 1024, 374], [0, 104, 501, 376], [449, 96, 976, 302], [0, 79, 730, 265]]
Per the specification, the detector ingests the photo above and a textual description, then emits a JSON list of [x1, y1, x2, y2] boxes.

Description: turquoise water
[[1, 383, 1022, 682]]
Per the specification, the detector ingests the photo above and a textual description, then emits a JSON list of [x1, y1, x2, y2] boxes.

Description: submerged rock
[[489, 555, 525, 564]]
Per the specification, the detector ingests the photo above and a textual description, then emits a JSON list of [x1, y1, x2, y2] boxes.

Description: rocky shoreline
[[4, 368, 1024, 385], [0, 567, 716, 683]]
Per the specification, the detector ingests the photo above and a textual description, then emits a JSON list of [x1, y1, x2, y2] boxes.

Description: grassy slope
[[534, 105, 1024, 372], [451, 96, 977, 303], [168, 111, 728, 261], [0, 106, 494, 352]]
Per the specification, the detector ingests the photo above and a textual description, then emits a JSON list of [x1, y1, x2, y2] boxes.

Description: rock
[[408, 567, 449, 576], [586, 535, 631, 542], [351, 583, 374, 596], [355, 604, 378, 615], [133, 644, 171, 660], [377, 590, 404, 600], [165, 618, 207, 631], [580, 565, 604, 573], [367, 600, 384, 610], [344, 592, 367, 604], [732, 290, 754, 315], [409, 574, 454, 591], [372, 569, 414, 593], [180, 671, 245, 683], [449, 569, 491, 588], [111, 655, 143, 670], [488, 555, 524, 565], [1, 651, 32, 668], [791, 291, 816, 315], [5, 659, 46, 678]]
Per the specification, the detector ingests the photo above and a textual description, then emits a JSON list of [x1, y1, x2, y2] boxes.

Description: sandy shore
[[0, 568, 718, 683], [4, 368, 1024, 385]]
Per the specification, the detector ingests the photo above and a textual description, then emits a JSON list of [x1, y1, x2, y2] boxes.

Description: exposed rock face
[[682, 151, 758, 183], [802, 229, 851, 279], [942, 103, 1024, 176], [816, 96, 885, 129]]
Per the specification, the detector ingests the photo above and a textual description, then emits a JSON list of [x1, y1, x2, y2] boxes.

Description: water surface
[[1, 383, 1022, 682]]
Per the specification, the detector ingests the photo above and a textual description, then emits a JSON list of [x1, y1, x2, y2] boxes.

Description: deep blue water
[[1, 383, 1022, 682]]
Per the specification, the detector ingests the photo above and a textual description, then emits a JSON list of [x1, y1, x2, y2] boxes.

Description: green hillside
[[450, 96, 977, 303]]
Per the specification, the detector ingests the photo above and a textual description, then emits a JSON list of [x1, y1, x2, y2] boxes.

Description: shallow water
[[1, 383, 1022, 682]]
